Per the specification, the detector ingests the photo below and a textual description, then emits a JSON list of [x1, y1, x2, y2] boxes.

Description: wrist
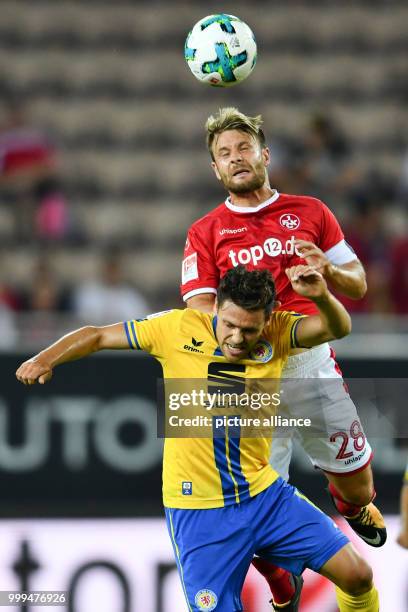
[[325, 262, 338, 281], [34, 353, 54, 370], [310, 290, 331, 305]]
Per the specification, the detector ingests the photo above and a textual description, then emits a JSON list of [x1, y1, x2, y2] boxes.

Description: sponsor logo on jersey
[[182, 252, 199, 284], [228, 235, 302, 267], [182, 481, 192, 495], [280, 213, 300, 230], [249, 340, 274, 362], [195, 589, 218, 610], [184, 338, 205, 353], [219, 226, 247, 236]]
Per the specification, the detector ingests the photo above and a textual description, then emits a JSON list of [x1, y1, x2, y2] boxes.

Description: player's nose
[[230, 329, 244, 345]]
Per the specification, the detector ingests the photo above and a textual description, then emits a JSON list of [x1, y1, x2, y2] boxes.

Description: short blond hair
[[205, 107, 266, 158]]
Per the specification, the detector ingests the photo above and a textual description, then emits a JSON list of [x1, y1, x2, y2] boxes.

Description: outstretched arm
[[286, 265, 352, 348], [16, 323, 128, 385], [295, 239, 367, 299]]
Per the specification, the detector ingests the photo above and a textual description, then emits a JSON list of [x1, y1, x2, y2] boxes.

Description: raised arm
[[294, 239, 367, 300], [286, 265, 352, 348], [16, 323, 128, 385]]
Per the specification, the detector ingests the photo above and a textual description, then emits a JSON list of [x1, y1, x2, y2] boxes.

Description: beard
[[224, 167, 266, 194]]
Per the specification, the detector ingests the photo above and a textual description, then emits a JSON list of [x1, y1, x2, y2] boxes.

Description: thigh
[[165, 506, 254, 612], [286, 354, 372, 474], [254, 479, 349, 576], [297, 382, 372, 474]]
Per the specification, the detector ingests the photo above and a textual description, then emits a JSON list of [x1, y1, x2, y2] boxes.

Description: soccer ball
[[184, 14, 257, 87]]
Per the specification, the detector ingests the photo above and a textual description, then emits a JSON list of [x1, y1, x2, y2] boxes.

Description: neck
[[229, 186, 276, 208]]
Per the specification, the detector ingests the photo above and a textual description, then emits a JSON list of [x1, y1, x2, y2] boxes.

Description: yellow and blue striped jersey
[[124, 308, 304, 509]]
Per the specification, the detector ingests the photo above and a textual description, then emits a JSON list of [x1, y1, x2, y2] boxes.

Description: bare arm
[[186, 293, 216, 313], [325, 259, 367, 300], [295, 239, 367, 299], [286, 265, 352, 348], [16, 323, 128, 385]]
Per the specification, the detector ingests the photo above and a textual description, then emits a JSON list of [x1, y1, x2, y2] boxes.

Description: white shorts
[[270, 343, 372, 480]]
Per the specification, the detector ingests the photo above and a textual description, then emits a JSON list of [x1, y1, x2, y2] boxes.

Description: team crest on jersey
[[249, 340, 274, 362], [280, 213, 300, 230], [195, 589, 218, 610]]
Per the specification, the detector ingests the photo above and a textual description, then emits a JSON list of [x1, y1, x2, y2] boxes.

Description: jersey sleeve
[[180, 225, 220, 301], [266, 311, 308, 359], [318, 202, 345, 253], [123, 310, 183, 359]]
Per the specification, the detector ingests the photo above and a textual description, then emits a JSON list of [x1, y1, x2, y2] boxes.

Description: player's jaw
[[224, 163, 266, 194]]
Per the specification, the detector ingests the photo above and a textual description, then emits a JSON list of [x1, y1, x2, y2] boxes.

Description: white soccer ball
[[184, 14, 257, 87]]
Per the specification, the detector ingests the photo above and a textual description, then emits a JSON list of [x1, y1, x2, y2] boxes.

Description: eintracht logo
[[195, 589, 218, 610], [280, 213, 300, 230]]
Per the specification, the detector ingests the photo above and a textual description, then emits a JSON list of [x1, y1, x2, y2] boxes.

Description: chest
[[213, 212, 320, 271]]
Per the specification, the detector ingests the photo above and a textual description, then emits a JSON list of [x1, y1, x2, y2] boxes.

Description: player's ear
[[213, 298, 218, 314], [211, 161, 222, 181], [273, 300, 282, 311], [262, 146, 270, 167]]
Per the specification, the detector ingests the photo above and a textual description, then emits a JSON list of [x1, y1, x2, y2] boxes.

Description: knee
[[339, 559, 373, 595]]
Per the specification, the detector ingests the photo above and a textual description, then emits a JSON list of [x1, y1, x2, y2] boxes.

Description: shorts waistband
[[283, 343, 331, 376]]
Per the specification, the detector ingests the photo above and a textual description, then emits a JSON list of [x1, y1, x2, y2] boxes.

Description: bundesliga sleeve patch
[[182, 252, 199, 284]]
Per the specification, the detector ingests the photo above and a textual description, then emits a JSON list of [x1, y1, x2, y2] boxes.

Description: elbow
[[355, 279, 367, 299], [85, 325, 103, 352], [335, 315, 352, 340]]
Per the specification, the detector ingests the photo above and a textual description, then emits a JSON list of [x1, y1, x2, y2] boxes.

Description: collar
[[225, 190, 280, 214]]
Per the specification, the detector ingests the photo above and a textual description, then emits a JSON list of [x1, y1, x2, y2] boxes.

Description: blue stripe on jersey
[[213, 423, 237, 505], [130, 320, 141, 349], [291, 318, 303, 348], [212, 315, 217, 336], [123, 322, 134, 349], [227, 428, 250, 503], [211, 315, 224, 356]]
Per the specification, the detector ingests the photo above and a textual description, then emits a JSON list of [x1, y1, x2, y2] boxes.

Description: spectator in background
[[0, 99, 69, 241], [341, 194, 393, 313], [22, 258, 69, 313], [72, 253, 149, 324], [299, 113, 360, 199]]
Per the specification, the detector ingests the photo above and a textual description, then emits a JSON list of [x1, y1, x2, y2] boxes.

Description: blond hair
[[205, 107, 265, 158]]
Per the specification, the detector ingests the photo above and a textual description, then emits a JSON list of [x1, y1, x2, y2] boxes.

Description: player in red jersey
[[180, 108, 386, 611]]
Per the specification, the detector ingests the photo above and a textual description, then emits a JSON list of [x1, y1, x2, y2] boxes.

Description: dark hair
[[217, 266, 276, 316]]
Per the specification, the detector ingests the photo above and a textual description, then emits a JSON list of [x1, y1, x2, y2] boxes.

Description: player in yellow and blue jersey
[[16, 265, 379, 612]]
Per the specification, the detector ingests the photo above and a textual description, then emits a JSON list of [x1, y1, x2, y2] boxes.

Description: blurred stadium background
[[0, 1, 407, 610]]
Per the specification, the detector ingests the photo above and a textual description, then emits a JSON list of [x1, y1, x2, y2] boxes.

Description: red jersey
[[181, 191, 356, 315]]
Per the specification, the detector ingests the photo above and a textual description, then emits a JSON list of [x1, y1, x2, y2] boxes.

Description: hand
[[285, 265, 329, 301], [295, 239, 332, 276], [16, 357, 53, 386]]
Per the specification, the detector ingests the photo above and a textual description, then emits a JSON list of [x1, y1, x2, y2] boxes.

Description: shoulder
[[188, 203, 227, 234], [265, 311, 306, 335], [179, 307, 213, 327], [280, 192, 327, 211]]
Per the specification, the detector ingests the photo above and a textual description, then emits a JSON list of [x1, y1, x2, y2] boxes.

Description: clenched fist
[[285, 265, 329, 301], [16, 357, 53, 386]]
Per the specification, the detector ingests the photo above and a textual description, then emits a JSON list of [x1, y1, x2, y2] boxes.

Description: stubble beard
[[225, 168, 266, 195]]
